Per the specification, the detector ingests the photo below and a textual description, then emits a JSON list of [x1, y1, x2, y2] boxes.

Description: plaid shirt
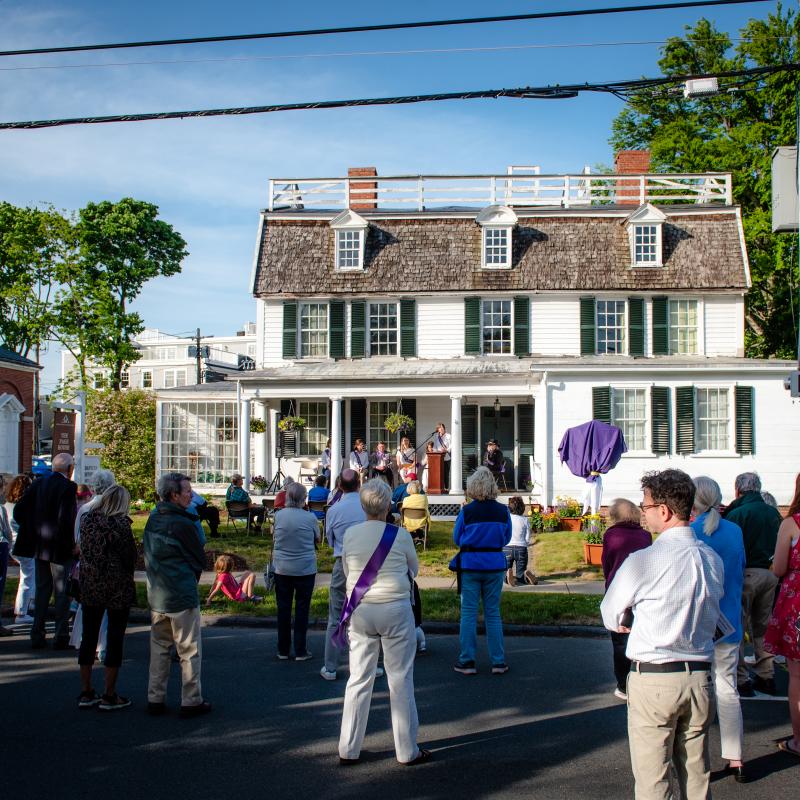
[[226, 485, 250, 504]]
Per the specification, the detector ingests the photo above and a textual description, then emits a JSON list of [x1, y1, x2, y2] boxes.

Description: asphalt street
[[1, 624, 796, 799]]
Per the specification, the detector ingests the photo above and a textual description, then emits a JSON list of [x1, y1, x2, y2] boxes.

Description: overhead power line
[[1, 62, 795, 131], [0, 0, 775, 59]]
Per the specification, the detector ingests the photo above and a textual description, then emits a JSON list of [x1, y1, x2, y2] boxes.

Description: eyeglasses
[[639, 502, 662, 511]]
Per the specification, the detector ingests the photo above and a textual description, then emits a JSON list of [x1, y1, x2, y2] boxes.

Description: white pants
[[69, 605, 108, 652], [14, 556, 36, 616], [339, 600, 419, 763], [712, 641, 744, 761]]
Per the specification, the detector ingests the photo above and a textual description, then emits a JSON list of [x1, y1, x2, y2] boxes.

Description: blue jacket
[[449, 499, 512, 572]]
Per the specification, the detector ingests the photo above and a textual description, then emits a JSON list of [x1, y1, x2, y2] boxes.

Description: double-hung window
[[369, 400, 399, 449], [696, 387, 730, 451], [336, 230, 362, 269], [482, 299, 512, 354], [612, 388, 647, 451], [483, 228, 511, 268], [369, 302, 398, 356], [142, 371, 153, 389], [596, 300, 626, 354], [163, 369, 186, 389], [120, 370, 130, 389], [669, 299, 698, 355], [298, 401, 328, 456], [299, 303, 328, 358], [634, 225, 658, 265]]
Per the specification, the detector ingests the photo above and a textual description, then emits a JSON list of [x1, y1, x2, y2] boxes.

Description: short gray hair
[[285, 481, 307, 508], [735, 472, 761, 494], [52, 452, 74, 474], [360, 478, 391, 517], [90, 469, 116, 495], [466, 466, 498, 502], [157, 472, 190, 502], [607, 498, 641, 526], [761, 490, 778, 509], [692, 476, 722, 536], [407, 480, 421, 495]]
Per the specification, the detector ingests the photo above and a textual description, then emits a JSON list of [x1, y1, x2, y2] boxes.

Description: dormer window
[[625, 203, 666, 267], [330, 209, 368, 271], [476, 205, 518, 269]]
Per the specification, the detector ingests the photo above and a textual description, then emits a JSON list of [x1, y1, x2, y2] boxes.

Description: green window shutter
[[675, 386, 695, 454], [400, 298, 417, 357], [651, 386, 670, 454], [350, 399, 367, 449], [461, 404, 479, 490], [517, 403, 535, 488], [464, 298, 481, 355], [348, 300, 365, 359], [328, 301, 346, 360], [282, 302, 297, 359], [735, 386, 754, 455], [592, 386, 611, 424], [514, 296, 530, 356], [652, 296, 669, 356], [628, 297, 645, 357], [580, 297, 596, 356]]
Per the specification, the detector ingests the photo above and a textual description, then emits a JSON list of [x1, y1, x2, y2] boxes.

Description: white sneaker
[[415, 627, 427, 653], [744, 654, 756, 665], [14, 615, 34, 625], [375, 666, 384, 678], [614, 688, 627, 701], [320, 666, 337, 681]]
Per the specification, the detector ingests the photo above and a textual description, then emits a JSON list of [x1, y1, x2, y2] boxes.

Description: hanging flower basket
[[249, 418, 266, 434], [278, 415, 306, 432], [384, 412, 415, 434]]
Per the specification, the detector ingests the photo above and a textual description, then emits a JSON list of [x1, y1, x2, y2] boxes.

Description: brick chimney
[[348, 166, 378, 210], [614, 149, 651, 206]]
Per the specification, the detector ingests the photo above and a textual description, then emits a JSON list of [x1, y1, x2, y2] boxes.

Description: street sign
[[52, 410, 75, 456], [83, 455, 101, 484]]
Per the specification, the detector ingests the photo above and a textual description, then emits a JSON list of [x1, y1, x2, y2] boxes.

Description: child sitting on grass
[[206, 555, 261, 604]]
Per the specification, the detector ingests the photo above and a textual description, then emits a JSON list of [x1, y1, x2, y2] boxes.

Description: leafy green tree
[[73, 198, 188, 389], [86, 389, 157, 501], [610, 5, 799, 358], [0, 203, 68, 357]]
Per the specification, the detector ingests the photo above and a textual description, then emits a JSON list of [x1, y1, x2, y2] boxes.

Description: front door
[[480, 406, 515, 488]]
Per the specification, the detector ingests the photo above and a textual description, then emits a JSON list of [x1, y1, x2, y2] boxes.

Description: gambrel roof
[[253, 206, 749, 296]]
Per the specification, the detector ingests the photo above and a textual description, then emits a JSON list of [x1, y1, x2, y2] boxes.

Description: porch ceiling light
[[493, 397, 501, 413]]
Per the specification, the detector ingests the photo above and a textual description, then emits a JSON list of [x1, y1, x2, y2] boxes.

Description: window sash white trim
[[481, 298, 513, 355], [298, 302, 329, 358], [368, 301, 399, 356], [668, 298, 699, 355], [335, 229, 365, 271], [298, 400, 329, 457], [694, 385, 733, 454], [481, 226, 512, 269], [611, 385, 650, 453], [596, 299, 627, 355], [630, 222, 663, 267]]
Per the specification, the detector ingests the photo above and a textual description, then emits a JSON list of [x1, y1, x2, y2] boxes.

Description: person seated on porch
[[349, 439, 369, 479], [420, 442, 434, 492], [401, 481, 429, 546], [483, 441, 504, 483], [320, 439, 332, 485], [391, 473, 416, 514], [369, 441, 393, 484], [396, 437, 418, 484], [226, 474, 266, 531], [274, 477, 294, 512], [308, 475, 329, 520]]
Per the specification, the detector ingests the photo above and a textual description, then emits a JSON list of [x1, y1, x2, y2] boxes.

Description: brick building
[[0, 346, 40, 474]]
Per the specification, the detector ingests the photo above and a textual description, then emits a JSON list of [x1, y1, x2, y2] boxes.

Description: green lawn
[[130, 512, 601, 580]]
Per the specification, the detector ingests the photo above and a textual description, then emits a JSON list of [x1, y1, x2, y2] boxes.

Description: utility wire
[[1, 62, 795, 131], [0, 0, 776, 58], [0, 36, 783, 73]]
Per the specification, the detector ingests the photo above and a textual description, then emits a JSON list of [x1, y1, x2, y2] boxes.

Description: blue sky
[[0, 0, 779, 390]]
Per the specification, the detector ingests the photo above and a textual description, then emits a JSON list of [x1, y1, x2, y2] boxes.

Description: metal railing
[[268, 172, 733, 211]]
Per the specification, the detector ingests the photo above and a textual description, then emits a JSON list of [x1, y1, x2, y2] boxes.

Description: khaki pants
[[148, 607, 203, 707], [627, 668, 715, 800], [738, 567, 779, 684]]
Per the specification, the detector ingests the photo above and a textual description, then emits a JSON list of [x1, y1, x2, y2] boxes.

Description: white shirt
[[433, 431, 451, 461], [321, 448, 331, 469], [508, 514, 530, 547], [600, 526, 724, 664], [342, 520, 419, 604], [325, 491, 367, 558], [349, 450, 369, 471]]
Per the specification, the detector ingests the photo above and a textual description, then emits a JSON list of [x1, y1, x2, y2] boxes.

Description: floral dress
[[764, 513, 800, 661]]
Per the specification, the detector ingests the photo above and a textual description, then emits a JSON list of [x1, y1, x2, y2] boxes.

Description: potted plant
[[384, 412, 415, 435], [249, 418, 266, 434], [582, 514, 606, 566], [278, 415, 306, 431], [250, 475, 267, 495], [556, 495, 583, 531], [541, 511, 560, 532]]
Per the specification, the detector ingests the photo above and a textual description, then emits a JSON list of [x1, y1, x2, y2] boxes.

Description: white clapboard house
[[156, 152, 800, 510]]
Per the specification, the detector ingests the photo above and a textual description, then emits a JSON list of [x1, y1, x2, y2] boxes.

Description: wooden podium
[[427, 452, 445, 495]]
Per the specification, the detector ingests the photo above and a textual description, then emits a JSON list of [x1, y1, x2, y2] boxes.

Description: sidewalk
[[132, 570, 605, 595]]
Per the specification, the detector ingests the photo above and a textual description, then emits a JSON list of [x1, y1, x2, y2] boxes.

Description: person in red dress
[[764, 473, 800, 758]]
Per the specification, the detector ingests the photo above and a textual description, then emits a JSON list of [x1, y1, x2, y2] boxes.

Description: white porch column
[[330, 397, 343, 480], [240, 398, 251, 488], [268, 405, 280, 481], [254, 400, 268, 481], [450, 395, 462, 493], [534, 373, 551, 507]]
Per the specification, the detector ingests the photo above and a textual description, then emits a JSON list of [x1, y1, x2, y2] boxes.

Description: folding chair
[[401, 506, 430, 550], [225, 500, 252, 534], [307, 500, 327, 540], [298, 459, 319, 484], [261, 497, 276, 536], [496, 462, 510, 493]]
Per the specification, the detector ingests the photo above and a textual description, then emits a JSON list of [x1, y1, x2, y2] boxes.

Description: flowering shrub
[[555, 495, 583, 518], [251, 475, 267, 490], [583, 514, 607, 544], [541, 512, 560, 532]]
